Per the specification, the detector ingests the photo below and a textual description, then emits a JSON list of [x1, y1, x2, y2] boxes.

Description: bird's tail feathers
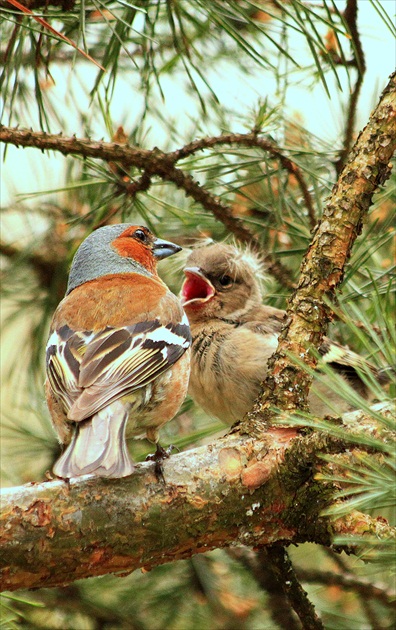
[[53, 402, 135, 478]]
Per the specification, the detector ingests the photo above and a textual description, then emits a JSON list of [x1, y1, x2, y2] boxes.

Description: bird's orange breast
[[52, 274, 168, 331]]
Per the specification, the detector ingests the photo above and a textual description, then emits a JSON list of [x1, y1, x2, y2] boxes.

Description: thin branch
[[112, 171, 153, 205], [335, 0, 366, 175], [296, 569, 396, 610], [0, 125, 295, 288], [360, 598, 385, 630], [0, 44, 146, 68], [322, 547, 391, 627], [1, 14, 22, 65], [0, 238, 62, 289], [228, 548, 301, 630], [0, 240, 20, 259], [265, 546, 325, 630], [0, 125, 153, 161], [0, 0, 75, 10], [4, 0, 104, 70], [123, 173, 152, 197], [0, 128, 257, 242], [148, 156, 259, 244], [169, 132, 317, 229], [323, 546, 349, 571]]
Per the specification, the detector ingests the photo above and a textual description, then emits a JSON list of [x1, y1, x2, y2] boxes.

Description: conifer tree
[[1, 1, 395, 628]]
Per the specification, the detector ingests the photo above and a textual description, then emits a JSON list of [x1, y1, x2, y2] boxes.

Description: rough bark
[[1, 403, 394, 592]]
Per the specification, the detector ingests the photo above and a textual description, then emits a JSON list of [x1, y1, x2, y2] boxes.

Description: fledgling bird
[[181, 242, 378, 424], [46, 224, 191, 478]]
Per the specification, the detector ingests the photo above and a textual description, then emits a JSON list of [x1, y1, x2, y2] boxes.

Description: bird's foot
[[146, 443, 177, 482]]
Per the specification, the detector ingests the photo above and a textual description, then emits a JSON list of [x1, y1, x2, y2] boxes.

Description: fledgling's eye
[[218, 275, 233, 287], [134, 229, 148, 243]]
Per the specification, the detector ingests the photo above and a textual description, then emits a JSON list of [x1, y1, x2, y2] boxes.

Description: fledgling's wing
[[318, 337, 379, 392], [46, 313, 191, 422], [241, 305, 379, 392]]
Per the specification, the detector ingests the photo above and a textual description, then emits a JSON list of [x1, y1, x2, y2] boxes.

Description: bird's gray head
[[66, 224, 182, 295]]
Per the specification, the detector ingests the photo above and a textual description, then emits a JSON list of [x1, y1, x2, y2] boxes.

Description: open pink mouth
[[181, 268, 215, 306]]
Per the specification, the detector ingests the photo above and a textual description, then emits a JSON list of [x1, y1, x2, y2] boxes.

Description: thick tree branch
[[1, 403, 394, 592], [242, 71, 396, 432], [236, 73, 395, 624]]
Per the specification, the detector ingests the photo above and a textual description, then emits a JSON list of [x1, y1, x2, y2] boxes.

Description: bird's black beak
[[152, 237, 182, 260]]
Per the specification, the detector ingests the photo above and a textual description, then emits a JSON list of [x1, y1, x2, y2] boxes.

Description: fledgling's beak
[[181, 267, 215, 306], [152, 237, 182, 260]]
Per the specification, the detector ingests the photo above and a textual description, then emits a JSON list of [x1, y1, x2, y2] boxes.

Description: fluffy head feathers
[[181, 242, 267, 322]]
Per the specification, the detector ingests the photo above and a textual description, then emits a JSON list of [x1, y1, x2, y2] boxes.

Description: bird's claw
[[146, 444, 177, 482]]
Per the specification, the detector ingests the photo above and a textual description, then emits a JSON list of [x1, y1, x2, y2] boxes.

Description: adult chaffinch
[[181, 242, 379, 424], [46, 224, 191, 478]]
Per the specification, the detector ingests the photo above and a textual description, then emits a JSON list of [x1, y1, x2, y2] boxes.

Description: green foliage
[[1, 0, 395, 628], [1, 0, 371, 127]]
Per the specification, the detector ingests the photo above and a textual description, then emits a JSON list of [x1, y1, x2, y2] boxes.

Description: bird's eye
[[134, 229, 148, 243], [218, 275, 233, 287]]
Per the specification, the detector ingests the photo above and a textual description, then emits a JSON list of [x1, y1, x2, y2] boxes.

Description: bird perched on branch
[[46, 224, 191, 478], [181, 242, 378, 424]]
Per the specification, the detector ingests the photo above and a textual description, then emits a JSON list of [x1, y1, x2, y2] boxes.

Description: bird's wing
[[46, 325, 86, 412], [318, 337, 378, 380], [47, 314, 191, 422], [243, 311, 378, 385], [240, 305, 285, 335]]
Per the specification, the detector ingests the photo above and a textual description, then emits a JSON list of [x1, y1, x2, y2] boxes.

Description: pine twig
[[296, 568, 396, 610], [170, 132, 317, 229], [0, 125, 295, 289], [335, 0, 366, 175]]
